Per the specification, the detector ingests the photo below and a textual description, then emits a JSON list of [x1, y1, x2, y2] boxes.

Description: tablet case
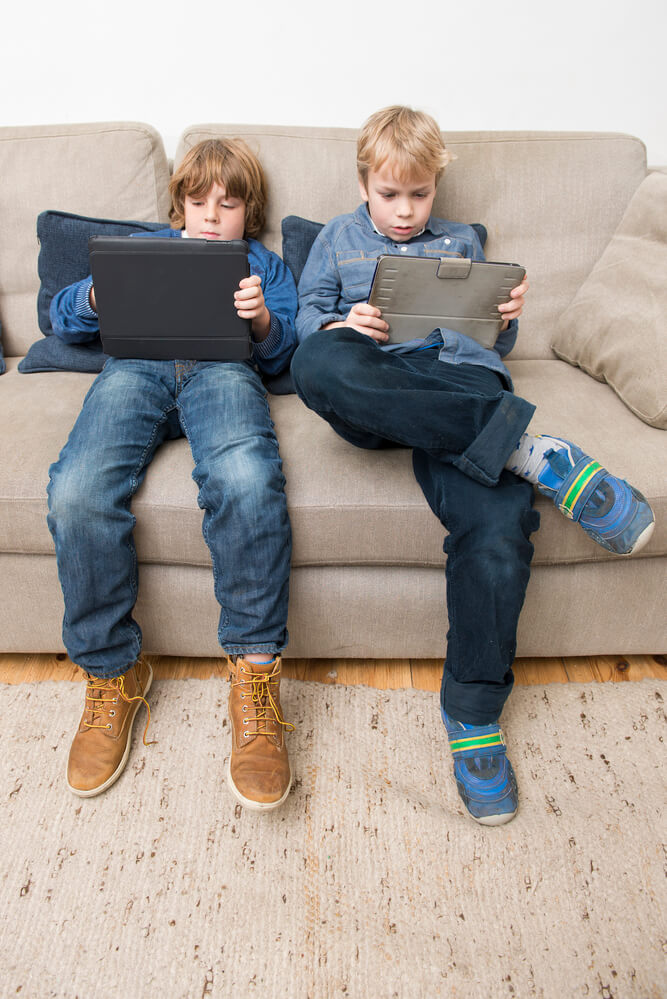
[[368, 255, 526, 348], [89, 236, 252, 361]]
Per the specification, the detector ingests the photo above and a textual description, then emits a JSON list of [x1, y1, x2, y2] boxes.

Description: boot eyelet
[[242, 705, 247, 712], [109, 710, 116, 717], [243, 719, 248, 725], [106, 724, 112, 730], [243, 732, 250, 739]]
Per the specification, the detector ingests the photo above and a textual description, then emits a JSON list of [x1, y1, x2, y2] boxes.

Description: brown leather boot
[[67, 657, 153, 797], [227, 656, 294, 811]]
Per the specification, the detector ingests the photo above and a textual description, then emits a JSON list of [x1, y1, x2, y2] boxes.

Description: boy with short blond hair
[[48, 138, 297, 811], [292, 106, 654, 825]]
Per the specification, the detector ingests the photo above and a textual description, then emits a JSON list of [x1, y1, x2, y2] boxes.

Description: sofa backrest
[[0, 122, 171, 357], [0, 122, 647, 362], [178, 125, 647, 360]]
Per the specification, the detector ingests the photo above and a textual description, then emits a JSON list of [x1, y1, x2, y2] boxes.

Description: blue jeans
[[47, 358, 291, 677], [291, 329, 540, 724]]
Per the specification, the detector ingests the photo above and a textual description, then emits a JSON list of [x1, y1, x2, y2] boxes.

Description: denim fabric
[[281, 216, 325, 284], [291, 329, 539, 722], [0, 320, 5, 375], [47, 358, 291, 677], [291, 329, 534, 485], [282, 213, 488, 286], [295, 203, 518, 385]]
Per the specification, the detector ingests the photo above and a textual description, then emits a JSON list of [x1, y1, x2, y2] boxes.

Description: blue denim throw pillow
[[18, 211, 164, 374], [281, 215, 488, 286], [281, 216, 325, 285]]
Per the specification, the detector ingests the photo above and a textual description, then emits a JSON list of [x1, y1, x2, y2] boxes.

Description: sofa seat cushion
[[2, 358, 663, 569]]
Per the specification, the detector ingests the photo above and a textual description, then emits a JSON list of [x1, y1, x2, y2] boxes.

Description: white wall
[[3, 0, 665, 165]]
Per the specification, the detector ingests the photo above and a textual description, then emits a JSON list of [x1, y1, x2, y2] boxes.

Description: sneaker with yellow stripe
[[518, 436, 654, 556], [442, 709, 518, 826]]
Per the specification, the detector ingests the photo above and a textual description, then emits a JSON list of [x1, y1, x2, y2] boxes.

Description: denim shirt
[[50, 229, 298, 377], [295, 204, 518, 386]]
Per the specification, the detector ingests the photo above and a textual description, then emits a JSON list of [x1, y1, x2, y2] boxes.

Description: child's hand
[[235, 275, 271, 340], [331, 302, 389, 342], [498, 276, 529, 330]]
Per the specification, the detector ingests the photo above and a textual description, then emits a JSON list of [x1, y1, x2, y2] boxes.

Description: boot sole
[[226, 761, 292, 812], [67, 662, 153, 798]]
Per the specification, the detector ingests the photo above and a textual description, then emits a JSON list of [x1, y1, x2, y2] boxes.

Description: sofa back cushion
[[177, 125, 646, 360], [0, 122, 171, 357]]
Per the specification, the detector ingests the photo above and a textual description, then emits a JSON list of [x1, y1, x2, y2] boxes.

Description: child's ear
[[358, 176, 369, 202]]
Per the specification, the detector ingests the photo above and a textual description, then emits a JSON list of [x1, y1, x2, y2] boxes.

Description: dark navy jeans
[[291, 328, 540, 724], [47, 358, 291, 678]]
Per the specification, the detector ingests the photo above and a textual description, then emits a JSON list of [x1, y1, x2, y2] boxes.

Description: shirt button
[[444, 238, 451, 245], [399, 245, 408, 252]]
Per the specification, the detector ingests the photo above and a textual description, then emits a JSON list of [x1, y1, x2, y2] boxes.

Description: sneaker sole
[[473, 808, 518, 827], [622, 518, 655, 556], [226, 761, 292, 812], [67, 662, 153, 798]]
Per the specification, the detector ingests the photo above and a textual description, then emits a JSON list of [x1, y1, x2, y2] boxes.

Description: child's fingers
[[508, 278, 529, 301], [349, 303, 388, 332], [238, 275, 261, 290], [360, 328, 390, 342], [235, 287, 261, 304], [351, 302, 382, 317]]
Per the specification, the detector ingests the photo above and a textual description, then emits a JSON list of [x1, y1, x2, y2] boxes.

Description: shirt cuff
[[252, 312, 283, 358], [75, 279, 97, 318]]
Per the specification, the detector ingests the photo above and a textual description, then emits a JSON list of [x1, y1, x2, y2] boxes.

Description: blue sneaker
[[533, 437, 654, 556], [442, 708, 518, 826]]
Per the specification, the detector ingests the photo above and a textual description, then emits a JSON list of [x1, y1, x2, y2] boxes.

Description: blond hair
[[169, 138, 267, 238], [357, 106, 455, 186]]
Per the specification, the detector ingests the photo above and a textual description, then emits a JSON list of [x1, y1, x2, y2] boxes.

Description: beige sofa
[[1, 121, 664, 661]]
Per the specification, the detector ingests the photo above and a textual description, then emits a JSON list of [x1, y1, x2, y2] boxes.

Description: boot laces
[[83, 670, 154, 745], [233, 660, 294, 737]]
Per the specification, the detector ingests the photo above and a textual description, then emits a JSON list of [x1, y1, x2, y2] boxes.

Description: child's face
[[359, 162, 437, 242], [183, 182, 246, 240]]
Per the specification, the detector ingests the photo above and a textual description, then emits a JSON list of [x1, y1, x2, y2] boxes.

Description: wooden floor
[[0, 651, 665, 690]]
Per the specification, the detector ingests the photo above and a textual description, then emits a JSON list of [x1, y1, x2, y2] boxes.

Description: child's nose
[[396, 199, 413, 217], [205, 205, 219, 221]]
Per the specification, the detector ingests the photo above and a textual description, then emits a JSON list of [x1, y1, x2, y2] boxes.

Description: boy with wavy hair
[[292, 106, 654, 826], [48, 138, 297, 812]]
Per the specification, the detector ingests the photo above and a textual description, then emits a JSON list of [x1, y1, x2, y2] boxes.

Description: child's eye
[[381, 193, 395, 200]]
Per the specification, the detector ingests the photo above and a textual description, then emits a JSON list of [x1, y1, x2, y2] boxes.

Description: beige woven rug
[[1, 678, 665, 998]]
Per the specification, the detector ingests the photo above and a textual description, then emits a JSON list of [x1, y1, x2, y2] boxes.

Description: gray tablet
[[89, 236, 252, 361], [368, 255, 526, 348]]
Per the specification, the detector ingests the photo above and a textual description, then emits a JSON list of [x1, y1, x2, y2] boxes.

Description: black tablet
[[89, 236, 251, 361]]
